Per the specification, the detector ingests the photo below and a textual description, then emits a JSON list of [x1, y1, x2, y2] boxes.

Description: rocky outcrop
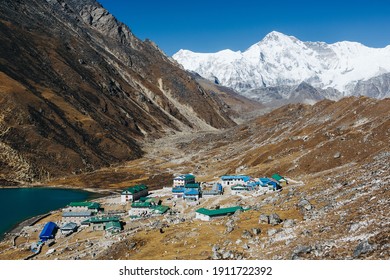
[[269, 213, 283, 226], [352, 73, 390, 99]]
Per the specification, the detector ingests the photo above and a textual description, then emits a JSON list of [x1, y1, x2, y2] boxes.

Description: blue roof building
[[221, 175, 251, 182], [267, 180, 282, 191], [216, 183, 223, 192], [259, 177, 272, 186], [184, 188, 200, 201], [184, 188, 200, 195], [246, 181, 260, 189], [221, 175, 251, 187], [172, 187, 186, 198], [172, 187, 185, 193], [39, 222, 58, 242]]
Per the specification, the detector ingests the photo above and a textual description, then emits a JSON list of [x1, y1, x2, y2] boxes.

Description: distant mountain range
[[173, 31, 390, 105]]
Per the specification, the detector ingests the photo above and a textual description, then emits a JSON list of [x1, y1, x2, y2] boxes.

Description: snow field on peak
[[173, 31, 390, 95]]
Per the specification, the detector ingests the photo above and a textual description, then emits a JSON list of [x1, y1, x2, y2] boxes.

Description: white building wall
[[195, 212, 211, 221], [172, 193, 184, 199], [173, 179, 185, 187], [121, 194, 133, 203], [121, 189, 148, 203], [221, 178, 245, 188], [184, 194, 199, 201]]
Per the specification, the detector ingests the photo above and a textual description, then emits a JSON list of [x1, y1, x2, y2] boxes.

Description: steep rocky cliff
[[0, 0, 234, 184]]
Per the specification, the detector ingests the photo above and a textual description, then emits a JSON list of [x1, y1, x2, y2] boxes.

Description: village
[[11, 173, 294, 260]]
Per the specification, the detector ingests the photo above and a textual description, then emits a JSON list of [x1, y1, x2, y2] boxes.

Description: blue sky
[[98, 0, 390, 56]]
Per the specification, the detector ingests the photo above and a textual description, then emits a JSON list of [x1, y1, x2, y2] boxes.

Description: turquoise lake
[[0, 187, 96, 239]]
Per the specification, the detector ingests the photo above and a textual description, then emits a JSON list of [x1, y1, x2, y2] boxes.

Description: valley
[[0, 96, 388, 260]]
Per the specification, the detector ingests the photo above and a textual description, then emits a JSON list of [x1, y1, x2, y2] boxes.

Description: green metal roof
[[83, 216, 120, 224], [61, 222, 78, 230], [174, 174, 195, 181], [68, 202, 100, 209], [131, 202, 152, 208], [122, 184, 148, 194], [184, 174, 195, 180], [271, 173, 284, 181], [129, 215, 141, 219], [151, 205, 170, 214], [105, 221, 121, 230], [195, 206, 244, 217], [185, 183, 200, 188]]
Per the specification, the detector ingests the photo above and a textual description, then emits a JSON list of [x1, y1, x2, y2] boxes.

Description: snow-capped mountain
[[173, 31, 390, 103]]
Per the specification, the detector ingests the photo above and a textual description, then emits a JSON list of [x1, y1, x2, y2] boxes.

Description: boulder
[[225, 219, 235, 228], [291, 245, 312, 259], [212, 251, 222, 260], [223, 240, 231, 246], [225, 226, 234, 233], [259, 214, 269, 224], [283, 219, 295, 228], [222, 250, 233, 259], [298, 198, 313, 211], [353, 240, 375, 258], [241, 230, 253, 239], [269, 213, 282, 225], [128, 242, 136, 250], [212, 244, 220, 252], [267, 228, 278, 236], [293, 245, 312, 255]]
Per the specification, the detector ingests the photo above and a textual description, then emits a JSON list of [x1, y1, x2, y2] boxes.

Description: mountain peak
[[261, 31, 295, 43], [264, 31, 287, 39]]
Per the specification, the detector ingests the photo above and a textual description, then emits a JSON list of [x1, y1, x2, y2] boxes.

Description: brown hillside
[[0, 0, 235, 184], [49, 96, 389, 191]]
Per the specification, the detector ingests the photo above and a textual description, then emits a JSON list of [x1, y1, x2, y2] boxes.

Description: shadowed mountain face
[[0, 0, 235, 184]]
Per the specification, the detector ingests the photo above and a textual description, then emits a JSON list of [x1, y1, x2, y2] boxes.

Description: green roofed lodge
[[195, 206, 246, 221], [121, 185, 148, 203], [65, 201, 101, 213]]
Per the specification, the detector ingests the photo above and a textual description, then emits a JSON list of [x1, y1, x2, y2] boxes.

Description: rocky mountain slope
[[0, 0, 235, 184], [188, 72, 266, 121], [48, 96, 390, 193], [173, 31, 390, 105], [352, 72, 390, 99]]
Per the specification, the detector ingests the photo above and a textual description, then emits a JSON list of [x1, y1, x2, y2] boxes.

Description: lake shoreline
[[0, 187, 114, 242], [4, 213, 52, 239]]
